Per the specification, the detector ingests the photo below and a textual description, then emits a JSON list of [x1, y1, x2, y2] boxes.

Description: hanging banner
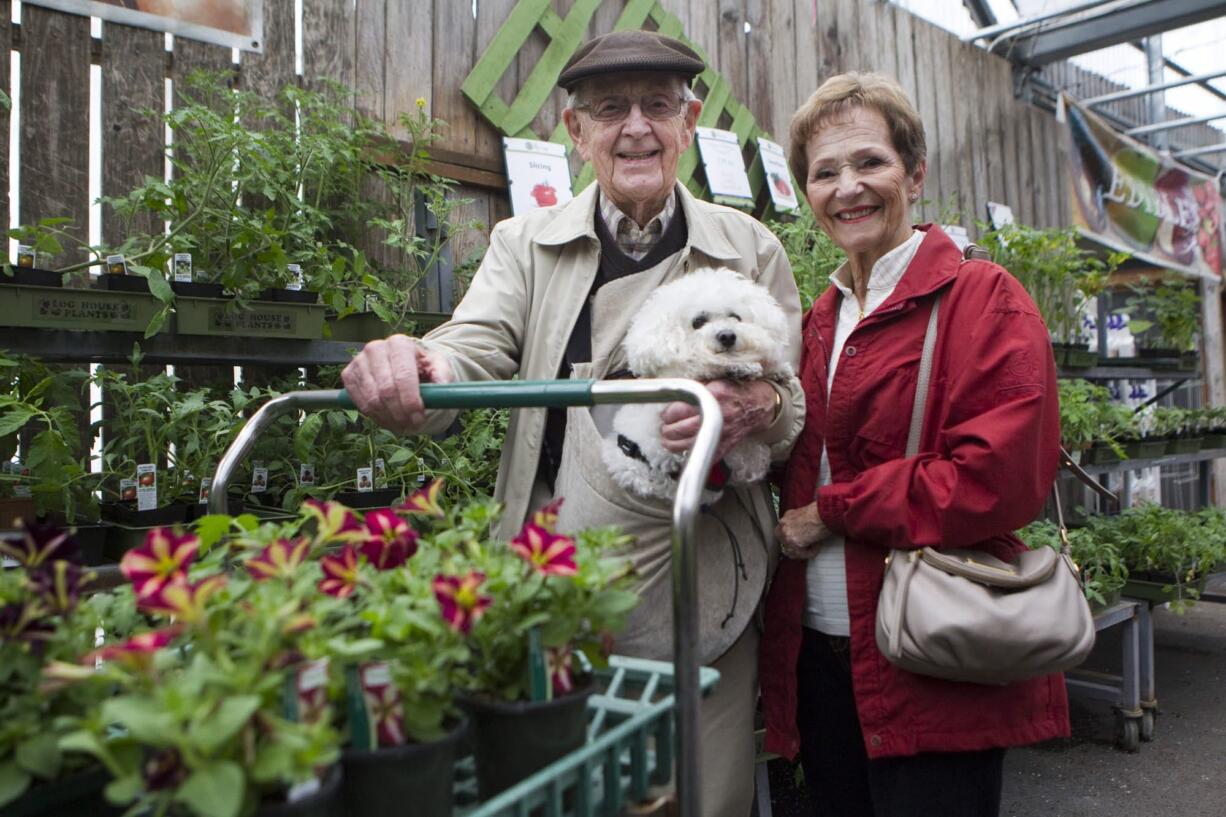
[[24, 0, 264, 53], [1060, 93, 1222, 278]]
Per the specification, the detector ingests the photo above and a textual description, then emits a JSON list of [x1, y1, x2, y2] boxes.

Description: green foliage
[[979, 223, 1126, 344], [1018, 519, 1128, 607], [1124, 275, 1201, 353], [1057, 379, 1131, 455], [764, 207, 845, 310]]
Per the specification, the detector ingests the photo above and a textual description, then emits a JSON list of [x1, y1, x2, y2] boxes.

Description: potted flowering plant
[[0, 522, 115, 815], [45, 524, 343, 817], [428, 493, 639, 799]]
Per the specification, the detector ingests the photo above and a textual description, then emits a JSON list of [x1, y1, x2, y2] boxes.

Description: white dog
[[601, 268, 793, 501]]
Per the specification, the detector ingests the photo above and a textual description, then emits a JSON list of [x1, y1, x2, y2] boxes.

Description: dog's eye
[[691, 314, 708, 329], [728, 312, 741, 322]]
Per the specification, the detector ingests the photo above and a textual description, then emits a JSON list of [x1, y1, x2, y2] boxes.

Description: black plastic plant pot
[[99, 501, 192, 527], [95, 273, 151, 293], [186, 496, 245, 521], [2, 266, 62, 287], [461, 683, 594, 801], [332, 488, 401, 510], [258, 287, 319, 304], [342, 719, 467, 817], [257, 764, 343, 817], [0, 766, 121, 817], [73, 523, 108, 566], [170, 280, 227, 298]]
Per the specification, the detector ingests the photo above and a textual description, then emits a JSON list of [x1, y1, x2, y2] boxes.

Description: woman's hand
[[659, 379, 776, 458], [775, 503, 831, 560]]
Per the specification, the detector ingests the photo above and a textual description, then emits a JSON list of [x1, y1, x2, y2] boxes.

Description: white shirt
[[804, 230, 924, 636]]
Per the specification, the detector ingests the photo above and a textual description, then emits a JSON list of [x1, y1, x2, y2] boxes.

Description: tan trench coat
[[418, 182, 804, 662]]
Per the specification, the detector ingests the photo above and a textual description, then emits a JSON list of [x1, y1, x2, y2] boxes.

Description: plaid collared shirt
[[598, 190, 677, 261]]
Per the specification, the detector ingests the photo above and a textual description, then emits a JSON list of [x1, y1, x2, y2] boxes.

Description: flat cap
[[557, 30, 705, 91]]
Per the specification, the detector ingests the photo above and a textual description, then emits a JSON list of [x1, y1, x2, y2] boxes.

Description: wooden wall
[[8, 0, 1222, 289]]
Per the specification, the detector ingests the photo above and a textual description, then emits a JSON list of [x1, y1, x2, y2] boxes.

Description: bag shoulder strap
[[962, 243, 991, 261], [905, 293, 942, 458]]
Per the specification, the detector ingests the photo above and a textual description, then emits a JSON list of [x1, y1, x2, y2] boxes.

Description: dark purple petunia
[[0, 520, 80, 567]]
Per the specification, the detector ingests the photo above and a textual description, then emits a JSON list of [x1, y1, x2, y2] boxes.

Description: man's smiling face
[[564, 73, 701, 225]]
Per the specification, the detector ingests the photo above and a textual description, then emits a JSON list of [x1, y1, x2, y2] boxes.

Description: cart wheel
[[1117, 717, 1141, 753], [1140, 709, 1155, 742]]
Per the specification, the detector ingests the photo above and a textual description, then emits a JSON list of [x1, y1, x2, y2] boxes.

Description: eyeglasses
[[574, 94, 687, 123]]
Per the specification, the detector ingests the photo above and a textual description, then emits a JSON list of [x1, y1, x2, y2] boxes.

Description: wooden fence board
[[386, 0, 433, 138], [1026, 105, 1047, 227], [763, 0, 797, 147], [791, 0, 818, 121], [866, 1, 897, 81], [834, 0, 860, 73], [18, 6, 91, 271], [302, 0, 355, 92], [892, 4, 917, 111], [433, 0, 480, 155], [0, 5, 10, 237], [353, 0, 386, 121], [717, 1, 749, 109], [982, 54, 1011, 220], [960, 41, 990, 232], [813, 0, 840, 82], [100, 23, 164, 246], [684, 0, 719, 78], [476, 0, 521, 160], [745, 0, 774, 137], [910, 19, 940, 224]]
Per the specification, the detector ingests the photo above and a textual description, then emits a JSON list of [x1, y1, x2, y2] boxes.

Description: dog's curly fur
[[601, 268, 793, 501]]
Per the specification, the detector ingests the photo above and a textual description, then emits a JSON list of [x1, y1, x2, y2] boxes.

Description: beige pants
[[640, 623, 759, 817]]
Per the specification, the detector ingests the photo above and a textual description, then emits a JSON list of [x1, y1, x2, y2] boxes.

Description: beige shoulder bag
[[874, 282, 1096, 685]]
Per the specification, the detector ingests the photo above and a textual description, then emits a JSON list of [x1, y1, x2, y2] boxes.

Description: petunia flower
[[433, 572, 491, 635], [360, 509, 419, 570], [396, 478, 445, 518], [364, 683, 406, 747], [0, 520, 80, 567], [83, 625, 183, 670], [318, 545, 364, 598], [531, 497, 564, 532], [28, 560, 92, 615], [244, 538, 311, 582], [510, 523, 578, 577], [0, 602, 54, 651], [120, 528, 199, 600], [303, 500, 365, 544], [545, 643, 575, 695], [139, 575, 227, 623], [143, 747, 189, 792]]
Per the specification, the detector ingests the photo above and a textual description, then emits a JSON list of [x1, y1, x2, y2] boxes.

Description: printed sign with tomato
[[504, 137, 574, 216], [757, 137, 800, 213]]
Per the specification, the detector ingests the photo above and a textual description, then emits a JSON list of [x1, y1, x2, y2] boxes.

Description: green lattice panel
[[461, 0, 772, 209]]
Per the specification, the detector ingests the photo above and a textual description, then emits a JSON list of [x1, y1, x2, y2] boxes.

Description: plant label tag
[[359, 661, 404, 747], [251, 466, 268, 494], [299, 463, 315, 485], [373, 458, 387, 489], [286, 263, 304, 291], [106, 254, 128, 275], [13, 484, 31, 498], [285, 778, 321, 804], [136, 464, 157, 511], [119, 478, 137, 502], [173, 253, 193, 283], [198, 477, 212, 505], [15, 245, 35, 268], [294, 658, 330, 725], [356, 467, 373, 493]]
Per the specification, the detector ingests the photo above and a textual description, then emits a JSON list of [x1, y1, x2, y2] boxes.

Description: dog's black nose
[[716, 330, 737, 349]]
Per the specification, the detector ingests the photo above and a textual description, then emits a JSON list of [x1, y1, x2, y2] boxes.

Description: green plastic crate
[[0, 283, 163, 332], [457, 656, 720, 817], [173, 296, 325, 340]]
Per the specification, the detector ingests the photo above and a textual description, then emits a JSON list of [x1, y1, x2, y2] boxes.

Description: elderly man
[[342, 30, 803, 817]]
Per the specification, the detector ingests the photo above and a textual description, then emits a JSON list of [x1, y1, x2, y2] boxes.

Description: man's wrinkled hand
[[659, 379, 776, 457], [340, 335, 453, 435]]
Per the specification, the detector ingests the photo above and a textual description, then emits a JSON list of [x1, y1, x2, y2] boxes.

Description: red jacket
[[760, 225, 1069, 760]]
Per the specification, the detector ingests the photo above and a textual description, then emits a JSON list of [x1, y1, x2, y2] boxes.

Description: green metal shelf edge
[[1057, 366, 1200, 380], [0, 328, 359, 366]]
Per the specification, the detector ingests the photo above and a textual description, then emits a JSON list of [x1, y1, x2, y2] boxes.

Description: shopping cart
[[208, 378, 724, 817]]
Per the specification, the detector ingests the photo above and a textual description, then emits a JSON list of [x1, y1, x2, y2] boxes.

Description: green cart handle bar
[[207, 378, 722, 817]]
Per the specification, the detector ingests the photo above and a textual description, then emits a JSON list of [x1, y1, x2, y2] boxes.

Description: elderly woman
[[759, 73, 1066, 817]]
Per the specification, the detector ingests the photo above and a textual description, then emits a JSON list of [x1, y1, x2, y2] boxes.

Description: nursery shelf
[[1058, 365, 1197, 381], [455, 656, 721, 817], [0, 328, 359, 366], [1071, 447, 1226, 476]]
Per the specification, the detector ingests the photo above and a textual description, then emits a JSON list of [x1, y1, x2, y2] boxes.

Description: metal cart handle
[[207, 378, 721, 817]]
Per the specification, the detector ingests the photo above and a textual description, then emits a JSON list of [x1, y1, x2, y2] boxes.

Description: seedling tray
[[173, 296, 325, 340], [0, 283, 162, 332], [456, 656, 720, 817]]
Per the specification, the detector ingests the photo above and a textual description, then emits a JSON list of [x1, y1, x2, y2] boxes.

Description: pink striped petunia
[[244, 538, 311, 582], [318, 545, 364, 598], [84, 625, 184, 669], [360, 509, 419, 570], [509, 524, 578, 577], [120, 528, 200, 600], [531, 497, 564, 532], [396, 478, 446, 518], [139, 575, 227, 623], [303, 500, 365, 544], [432, 572, 491, 635]]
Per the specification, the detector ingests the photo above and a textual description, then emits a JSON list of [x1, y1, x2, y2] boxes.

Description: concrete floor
[[764, 577, 1226, 817]]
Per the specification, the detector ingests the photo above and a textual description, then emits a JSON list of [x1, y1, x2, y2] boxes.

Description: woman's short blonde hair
[[787, 72, 926, 187]]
